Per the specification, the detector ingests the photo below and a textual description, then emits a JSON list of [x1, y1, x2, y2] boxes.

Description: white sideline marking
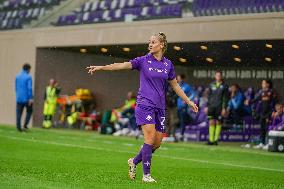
[[2, 135, 284, 173], [103, 141, 114, 144], [123, 143, 134, 146], [160, 147, 168, 150]]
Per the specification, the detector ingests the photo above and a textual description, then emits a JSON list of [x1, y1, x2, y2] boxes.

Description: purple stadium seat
[[54, 0, 185, 26], [192, 0, 282, 17], [0, 0, 65, 30]]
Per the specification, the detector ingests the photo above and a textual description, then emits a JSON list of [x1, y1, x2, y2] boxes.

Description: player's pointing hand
[[86, 66, 103, 75]]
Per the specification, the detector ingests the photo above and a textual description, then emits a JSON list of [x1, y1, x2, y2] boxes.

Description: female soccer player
[[86, 32, 198, 183]]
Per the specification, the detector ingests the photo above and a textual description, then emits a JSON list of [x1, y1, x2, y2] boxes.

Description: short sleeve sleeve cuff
[[130, 56, 144, 71], [168, 62, 176, 80]]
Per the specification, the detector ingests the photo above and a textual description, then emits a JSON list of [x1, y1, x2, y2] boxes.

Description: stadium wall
[[0, 13, 283, 126]]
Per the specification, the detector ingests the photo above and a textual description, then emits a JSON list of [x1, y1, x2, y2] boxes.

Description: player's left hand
[[188, 101, 198, 113], [221, 108, 227, 117]]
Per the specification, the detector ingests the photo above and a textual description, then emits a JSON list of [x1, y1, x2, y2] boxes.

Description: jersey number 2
[[160, 117, 165, 126]]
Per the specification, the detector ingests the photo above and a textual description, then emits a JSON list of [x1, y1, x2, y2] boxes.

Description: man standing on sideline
[[206, 71, 229, 145], [15, 63, 33, 132]]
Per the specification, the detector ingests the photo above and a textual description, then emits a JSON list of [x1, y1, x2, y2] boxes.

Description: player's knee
[[144, 140, 155, 145], [144, 136, 155, 145], [153, 145, 160, 151]]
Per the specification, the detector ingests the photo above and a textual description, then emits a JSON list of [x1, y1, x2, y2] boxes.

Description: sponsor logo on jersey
[[148, 67, 168, 74]]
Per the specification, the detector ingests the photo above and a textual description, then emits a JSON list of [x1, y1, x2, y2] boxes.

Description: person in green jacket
[[43, 79, 60, 128]]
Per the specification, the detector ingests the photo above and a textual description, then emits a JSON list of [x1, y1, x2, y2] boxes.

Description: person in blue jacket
[[227, 84, 245, 125], [15, 63, 33, 132], [177, 74, 196, 141]]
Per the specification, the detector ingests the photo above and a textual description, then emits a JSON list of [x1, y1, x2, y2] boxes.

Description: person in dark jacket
[[249, 79, 275, 149], [206, 71, 229, 145], [15, 63, 33, 132]]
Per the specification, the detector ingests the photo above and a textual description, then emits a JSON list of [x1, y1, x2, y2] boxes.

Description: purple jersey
[[271, 113, 284, 127], [130, 53, 176, 110]]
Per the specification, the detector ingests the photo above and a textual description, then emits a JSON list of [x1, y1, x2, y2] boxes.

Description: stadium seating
[[192, 0, 284, 17], [55, 0, 284, 26], [54, 0, 188, 26], [0, 0, 65, 30], [1, 0, 283, 29]]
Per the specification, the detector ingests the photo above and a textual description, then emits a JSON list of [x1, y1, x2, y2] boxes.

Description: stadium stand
[[53, 0, 189, 26], [53, 0, 284, 26], [192, 0, 284, 17], [0, 0, 66, 30], [1, 0, 283, 28]]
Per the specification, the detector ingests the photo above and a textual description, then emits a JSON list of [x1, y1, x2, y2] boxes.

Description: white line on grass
[[123, 143, 134, 146], [3, 126, 280, 157], [2, 135, 284, 173], [103, 141, 114, 144]]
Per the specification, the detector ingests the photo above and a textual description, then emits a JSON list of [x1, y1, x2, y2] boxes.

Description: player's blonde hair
[[153, 32, 168, 53]]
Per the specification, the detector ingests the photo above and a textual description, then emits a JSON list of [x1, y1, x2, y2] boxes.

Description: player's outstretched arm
[[169, 78, 199, 113], [86, 62, 132, 75]]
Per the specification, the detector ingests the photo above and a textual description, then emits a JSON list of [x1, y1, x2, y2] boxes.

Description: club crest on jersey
[[146, 115, 152, 121], [148, 60, 152, 64]]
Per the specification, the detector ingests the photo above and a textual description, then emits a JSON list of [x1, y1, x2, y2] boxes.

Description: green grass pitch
[[0, 124, 284, 189]]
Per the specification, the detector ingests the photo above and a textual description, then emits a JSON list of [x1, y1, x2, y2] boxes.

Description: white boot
[[128, 158, 136, 180], [142, 174, 157, 183]]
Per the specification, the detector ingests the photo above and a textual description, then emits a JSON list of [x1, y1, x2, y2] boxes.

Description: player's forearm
[[172, 83, 192, 104], [101, 62, 130, 71]]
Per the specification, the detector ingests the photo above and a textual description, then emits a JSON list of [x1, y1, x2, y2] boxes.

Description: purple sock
[[133, 146, 156, 165], [133, 148, 142, 165], [142, 143, 153, 175]]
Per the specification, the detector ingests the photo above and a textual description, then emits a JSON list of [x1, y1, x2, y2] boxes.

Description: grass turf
[[0, 125, 284, 189]]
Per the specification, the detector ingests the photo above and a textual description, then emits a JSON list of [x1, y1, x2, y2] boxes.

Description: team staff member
[[206, 71, 229, 145], [177, 74, 196, 141], [15, 63, 33, 132], [43, 79, 60, 128], [249, 79, 275, 149]]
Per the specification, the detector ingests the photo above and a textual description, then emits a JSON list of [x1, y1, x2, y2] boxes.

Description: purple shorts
[[135, 104, 166, 133]]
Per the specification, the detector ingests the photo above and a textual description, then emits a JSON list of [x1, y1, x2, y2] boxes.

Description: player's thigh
[[141, 124, 156, 145]]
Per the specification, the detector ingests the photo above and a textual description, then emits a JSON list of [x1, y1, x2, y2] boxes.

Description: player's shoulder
[[163, 57, 173, 64], [163, 57, 174, 67], [132, 54, 149, 61]]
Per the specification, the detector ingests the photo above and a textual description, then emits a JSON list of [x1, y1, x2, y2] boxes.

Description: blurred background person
[[226, 84, 245, 126], [268, 103, 284, 132], [176, 74, 196, 142], [206, 71, 229, 145], [248, 79, 275, 149], [43, 79, 61, 128], [165, 83, 178, 142], [15, 63, 33, 132], [111, 91, 137, 136]]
